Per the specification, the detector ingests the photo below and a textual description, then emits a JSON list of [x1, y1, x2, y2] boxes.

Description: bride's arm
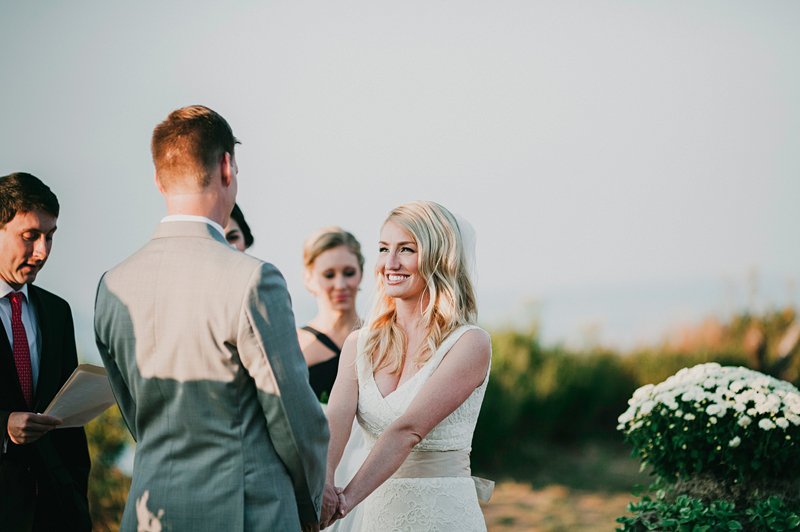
[[321, 331, 360, 523], [341, 328, 491, 512]]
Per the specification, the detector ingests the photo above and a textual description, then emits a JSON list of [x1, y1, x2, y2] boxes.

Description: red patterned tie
[[7, 292, 33, 408]]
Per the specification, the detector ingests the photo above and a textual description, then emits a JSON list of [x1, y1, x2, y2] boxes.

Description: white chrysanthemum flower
[[618, 410, 634, 424], [619, 363, 800, 457], [728, 436, 741, 448], [632, 385, 654, 400], [758, 418, 776, 431], [639, 401, 656, 416]]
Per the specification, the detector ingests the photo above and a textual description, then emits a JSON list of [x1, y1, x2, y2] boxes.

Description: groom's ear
[[220, 152, 235, 188], [154, 172, 166, 194]]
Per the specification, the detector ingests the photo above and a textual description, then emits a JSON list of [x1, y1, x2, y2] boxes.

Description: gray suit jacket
[[94, 221, 328, 531]]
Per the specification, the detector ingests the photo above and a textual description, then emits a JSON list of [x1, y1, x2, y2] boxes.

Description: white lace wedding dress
[[353, 324, 490, 531]]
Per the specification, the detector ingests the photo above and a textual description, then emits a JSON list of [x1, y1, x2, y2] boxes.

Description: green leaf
[[769, 497, 784, 512]]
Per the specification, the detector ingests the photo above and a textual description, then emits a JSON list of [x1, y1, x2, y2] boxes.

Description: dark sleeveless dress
[[302, 325, 341, 401]]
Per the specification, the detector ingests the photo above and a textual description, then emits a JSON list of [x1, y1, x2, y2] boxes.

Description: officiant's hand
[[7, 412, 62, 444]]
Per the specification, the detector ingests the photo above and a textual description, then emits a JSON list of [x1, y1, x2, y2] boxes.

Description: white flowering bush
[[618, 363, 800, 481]]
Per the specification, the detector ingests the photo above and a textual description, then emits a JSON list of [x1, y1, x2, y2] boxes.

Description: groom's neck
[[163, 191, 230, 228]]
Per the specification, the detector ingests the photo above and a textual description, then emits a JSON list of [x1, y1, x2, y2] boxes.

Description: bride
[[321, 201, 492, 531]]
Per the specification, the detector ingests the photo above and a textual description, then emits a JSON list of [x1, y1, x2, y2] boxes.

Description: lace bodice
[[355, 324, 489, 451]]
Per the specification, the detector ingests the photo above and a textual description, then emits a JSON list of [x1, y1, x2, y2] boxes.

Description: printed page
[[43, 364, 116, 428]]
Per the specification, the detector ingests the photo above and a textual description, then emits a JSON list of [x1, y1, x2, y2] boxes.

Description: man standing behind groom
[[94, 105, 329, 531]]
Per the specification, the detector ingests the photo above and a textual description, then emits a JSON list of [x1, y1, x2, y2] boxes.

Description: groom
[[94, 105, 329, 531]]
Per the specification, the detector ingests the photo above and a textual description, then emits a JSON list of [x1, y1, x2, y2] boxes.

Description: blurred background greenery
[[84, 306, 799, 530]]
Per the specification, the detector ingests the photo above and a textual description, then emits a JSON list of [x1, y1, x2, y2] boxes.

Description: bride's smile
[[377, 221, 425, 301]]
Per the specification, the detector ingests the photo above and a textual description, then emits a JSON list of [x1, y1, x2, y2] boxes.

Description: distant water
[[478, 273, 798, 350]]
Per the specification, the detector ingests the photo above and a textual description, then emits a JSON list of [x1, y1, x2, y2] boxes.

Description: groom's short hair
[[151, 105, 240, 190]]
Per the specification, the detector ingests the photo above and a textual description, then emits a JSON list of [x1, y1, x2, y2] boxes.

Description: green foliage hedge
[[618, 494, 800, 531], [87, 406, 132, 531]]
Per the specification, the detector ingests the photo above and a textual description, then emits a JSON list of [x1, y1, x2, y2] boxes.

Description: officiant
[[0, 172, 91, 531]]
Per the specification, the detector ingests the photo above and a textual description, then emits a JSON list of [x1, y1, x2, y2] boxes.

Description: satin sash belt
[[392, 450, 495, 502]]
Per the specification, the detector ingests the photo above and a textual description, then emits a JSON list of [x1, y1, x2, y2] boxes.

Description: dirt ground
[[476, 441, 646, 531], [482, 482, 633, 531]]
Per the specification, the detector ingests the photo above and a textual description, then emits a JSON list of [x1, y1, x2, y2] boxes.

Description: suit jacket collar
[[0, 315, 21, 407], [28, 286, 62, 412], [153, 221, 230, 247]]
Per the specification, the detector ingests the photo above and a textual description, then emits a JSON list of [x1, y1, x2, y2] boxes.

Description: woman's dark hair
[[230, 203, 254, 248]]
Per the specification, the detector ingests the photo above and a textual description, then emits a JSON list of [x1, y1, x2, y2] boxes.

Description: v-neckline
[[363, 325, 470, 400], [370, 365, 427, 400]]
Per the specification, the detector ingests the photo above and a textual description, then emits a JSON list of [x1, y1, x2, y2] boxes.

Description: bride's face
[[377, 221, 426, 302]]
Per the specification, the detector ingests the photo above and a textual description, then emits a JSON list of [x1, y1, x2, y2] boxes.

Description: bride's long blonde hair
[[364, 201, 477, 373]]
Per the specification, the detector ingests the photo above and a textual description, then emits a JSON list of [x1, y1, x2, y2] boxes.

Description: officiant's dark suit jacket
[[0, 285, 91, 532]]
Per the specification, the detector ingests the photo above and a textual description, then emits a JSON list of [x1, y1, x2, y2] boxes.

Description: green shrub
[[521, 348, 637, 440], [617, 364, 800, 482], [86, 406, 133, 531], [617, 494, 800, 531]]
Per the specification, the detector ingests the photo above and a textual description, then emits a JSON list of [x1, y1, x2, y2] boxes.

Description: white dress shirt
[[0, 280, 41, 393], [161, 214, 226, 239]]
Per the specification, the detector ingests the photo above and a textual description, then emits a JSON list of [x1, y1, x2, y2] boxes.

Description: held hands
[[7, 412, 62, 444], [320, 483, 349, 529]]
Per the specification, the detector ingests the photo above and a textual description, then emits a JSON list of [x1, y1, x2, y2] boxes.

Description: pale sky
[[1, 1, 798, 358]]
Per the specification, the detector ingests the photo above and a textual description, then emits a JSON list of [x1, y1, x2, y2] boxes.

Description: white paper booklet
[[43, 363, 116, 428]]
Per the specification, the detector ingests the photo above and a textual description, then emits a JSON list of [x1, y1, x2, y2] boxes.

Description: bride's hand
[[335, 487, 349, 519]]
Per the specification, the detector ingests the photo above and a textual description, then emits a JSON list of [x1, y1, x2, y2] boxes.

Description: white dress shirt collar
[[0, 279, 30, 301], [160, 214, 225, 240]]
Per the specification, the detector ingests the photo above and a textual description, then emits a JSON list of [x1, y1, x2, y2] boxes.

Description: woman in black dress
[[297, 227, 364, 401], [299, 227, 369, 530]]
